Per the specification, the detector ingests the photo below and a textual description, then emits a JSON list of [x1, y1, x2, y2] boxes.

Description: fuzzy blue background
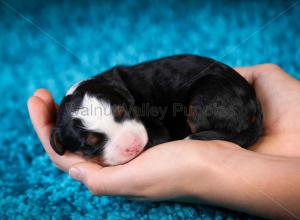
[[1, 0, 299, 219]]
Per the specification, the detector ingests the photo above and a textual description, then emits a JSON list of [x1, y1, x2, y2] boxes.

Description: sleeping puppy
[[50, 54, 263, 166]]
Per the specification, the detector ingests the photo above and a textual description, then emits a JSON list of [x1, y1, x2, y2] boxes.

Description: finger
[[28, 96, 54, 132], [33, 88, 57, 113], [234, 66, 254, 84], [237, 64, 299, 84], [69, 162, 137, 196], [28, 96, 85, 171]]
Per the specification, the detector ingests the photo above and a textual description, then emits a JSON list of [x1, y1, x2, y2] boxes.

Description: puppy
[[50, 54, 263, 166]]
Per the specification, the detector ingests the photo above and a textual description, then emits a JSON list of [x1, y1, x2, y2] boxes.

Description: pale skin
[[28, 64, 300, 219]]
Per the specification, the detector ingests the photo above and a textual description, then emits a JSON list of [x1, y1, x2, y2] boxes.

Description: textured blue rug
[[1, 0, 299, 219]]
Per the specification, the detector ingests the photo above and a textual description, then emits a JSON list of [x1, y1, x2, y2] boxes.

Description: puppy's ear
[[50, 128, 65, 155]]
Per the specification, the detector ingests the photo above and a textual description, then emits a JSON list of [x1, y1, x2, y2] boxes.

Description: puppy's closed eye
[[86, 132, 106, 146], [82, 132, 107, 156]]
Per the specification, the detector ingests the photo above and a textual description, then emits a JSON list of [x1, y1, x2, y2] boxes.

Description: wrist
[[183, 141, 244, 202], [183, 142, 300, 219]]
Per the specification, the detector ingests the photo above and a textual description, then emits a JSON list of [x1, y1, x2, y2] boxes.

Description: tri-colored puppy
[[50, 54, 263, 166]]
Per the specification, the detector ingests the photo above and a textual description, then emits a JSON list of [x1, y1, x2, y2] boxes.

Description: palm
[[28, 66, 300, 217]]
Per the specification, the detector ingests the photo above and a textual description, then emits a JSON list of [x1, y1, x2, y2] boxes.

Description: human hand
[[235, 64, 300, 156], [28, 64, 300, 200]]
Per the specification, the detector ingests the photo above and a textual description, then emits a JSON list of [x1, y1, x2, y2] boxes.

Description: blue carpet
[[1, 0, 299, 219]]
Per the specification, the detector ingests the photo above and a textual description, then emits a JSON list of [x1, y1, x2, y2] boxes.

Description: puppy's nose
[[124, 138, 143, 156]]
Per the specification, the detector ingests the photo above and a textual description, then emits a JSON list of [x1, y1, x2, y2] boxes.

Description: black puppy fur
[[51, 54, 263, 161]]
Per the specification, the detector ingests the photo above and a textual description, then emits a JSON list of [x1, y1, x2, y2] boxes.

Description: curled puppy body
[[50, 54, 263, 166]]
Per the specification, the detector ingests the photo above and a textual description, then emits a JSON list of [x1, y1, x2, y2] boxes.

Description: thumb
[[69, 161, 101, 182], [69, 162, 136, 196]]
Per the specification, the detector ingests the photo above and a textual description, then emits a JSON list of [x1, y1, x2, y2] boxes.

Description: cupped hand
[[28, 64, 300, 200], [235, 64, 300, 156]]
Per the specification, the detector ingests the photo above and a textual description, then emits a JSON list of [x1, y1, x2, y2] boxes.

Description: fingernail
[[69, 167, 82, 180]]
